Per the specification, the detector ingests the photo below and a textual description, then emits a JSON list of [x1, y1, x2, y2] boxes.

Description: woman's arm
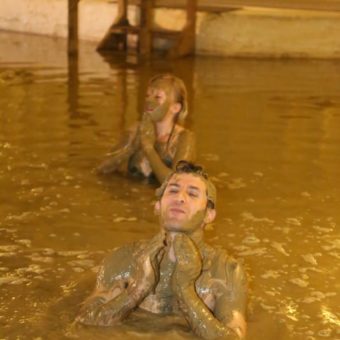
[[142, 128, 196, 183], [97, 125, 138, 175], [172, 129, 196, 166]]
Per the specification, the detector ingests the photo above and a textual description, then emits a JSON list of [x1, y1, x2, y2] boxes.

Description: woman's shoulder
[[174, 125, 194, 138], [175, 126, 195, 146], [127, 122, 140, 134]]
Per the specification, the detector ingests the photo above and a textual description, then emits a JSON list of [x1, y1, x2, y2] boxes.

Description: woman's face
[[144, 85, 172, 122]]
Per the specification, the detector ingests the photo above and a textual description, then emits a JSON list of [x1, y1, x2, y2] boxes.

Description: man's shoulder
[[101, 240, 147, 274], [103, 240, 147, 261], [203, 244, 244, 278]]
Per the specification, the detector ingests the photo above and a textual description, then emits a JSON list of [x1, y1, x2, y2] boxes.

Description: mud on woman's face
[[144, 87, 172, 122]]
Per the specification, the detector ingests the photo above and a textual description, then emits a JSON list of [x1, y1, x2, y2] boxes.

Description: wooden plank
[[110, 25, 140, 34], [116, 0, 128, 23], [186, 0, 197, 25], [152, 28, 181, 37], [139, 0, 153, 56], [173, 0, 197, 57], [68, 0, 79, 55], [196, 0, 340, 12], [118, 0, 340, 12]]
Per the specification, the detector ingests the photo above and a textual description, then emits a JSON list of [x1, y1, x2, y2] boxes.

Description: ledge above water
[[1, 0, 340, 59]]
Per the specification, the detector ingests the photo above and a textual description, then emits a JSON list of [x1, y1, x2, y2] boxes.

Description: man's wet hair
[[156, 160, 216, 209]]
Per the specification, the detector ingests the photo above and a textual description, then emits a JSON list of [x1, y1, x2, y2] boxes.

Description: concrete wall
[[0, 0, 68, 37], [195, 8, 340, 58], [1, 0, 340, 59]]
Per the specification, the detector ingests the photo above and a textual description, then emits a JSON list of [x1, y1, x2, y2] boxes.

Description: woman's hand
[[140, 114, 156, 152]]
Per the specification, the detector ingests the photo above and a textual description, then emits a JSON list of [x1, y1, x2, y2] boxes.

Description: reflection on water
[[0, 31, 339, 339]]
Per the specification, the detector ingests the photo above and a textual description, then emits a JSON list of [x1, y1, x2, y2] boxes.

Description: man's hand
[[140, 114, 156, 151], [130, 233, 165, 299], [76, 295, 107, 325], [171, 233, 202, 292], [227, 310, 247, 338], [83, 297, 120, 326], [78, 290, 135, 326], [77, 234, 165, 327]]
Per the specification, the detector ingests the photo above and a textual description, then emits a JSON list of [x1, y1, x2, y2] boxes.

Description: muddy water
[[0, 31, 339, 339]]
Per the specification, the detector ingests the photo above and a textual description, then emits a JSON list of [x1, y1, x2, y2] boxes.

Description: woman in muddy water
[[97, 73, 196, 184]]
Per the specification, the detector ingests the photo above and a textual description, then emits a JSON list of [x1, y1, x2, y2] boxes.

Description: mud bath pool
[[0, 31, 339, 339]]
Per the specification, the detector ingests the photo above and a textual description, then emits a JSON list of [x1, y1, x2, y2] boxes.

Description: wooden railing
[[97, 0, 198, 57], [68, 0, 340, 57], [127, 0, 340, 12]]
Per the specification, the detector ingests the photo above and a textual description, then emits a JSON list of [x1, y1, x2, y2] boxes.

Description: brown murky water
[[0, 31, 339, 340]]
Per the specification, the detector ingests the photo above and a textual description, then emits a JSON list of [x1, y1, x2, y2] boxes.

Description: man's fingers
[[148, 233, 166, 256], [95, 306, 113, 326], [173, 233, 198, 264], [228, 311, 247, 338], [171, 234, 202, 286]]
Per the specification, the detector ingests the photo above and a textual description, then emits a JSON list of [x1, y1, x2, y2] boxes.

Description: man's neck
[[187, 228, 205, 248]]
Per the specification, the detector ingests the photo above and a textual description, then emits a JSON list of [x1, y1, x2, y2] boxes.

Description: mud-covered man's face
[[155, 173, 216, 234]]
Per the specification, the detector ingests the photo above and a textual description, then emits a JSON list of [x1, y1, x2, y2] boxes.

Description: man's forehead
[[167, 173, 206, 190]]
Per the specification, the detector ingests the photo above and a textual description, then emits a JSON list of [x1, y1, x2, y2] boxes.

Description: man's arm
[[213, 254, 247, 338], [76, 236, 165, 326], [175, 285, 235, 339], [76, 245, 136, 326], [172, 234, 237, 340], [76, 282, 147, 326]]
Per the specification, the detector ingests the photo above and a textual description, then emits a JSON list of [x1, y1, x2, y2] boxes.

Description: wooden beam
[[68, 0, 79, 55], [139, 0, 153, 56], [116, 0, 128, 24], [168, 0, 197, 58], [127, 0, 340, 12]]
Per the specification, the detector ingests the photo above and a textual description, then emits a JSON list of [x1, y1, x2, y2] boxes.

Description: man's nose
[[174, 190, 186, 203]]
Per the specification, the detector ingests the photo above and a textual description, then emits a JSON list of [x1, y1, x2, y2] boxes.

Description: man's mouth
[[169, 207, 186, 215]]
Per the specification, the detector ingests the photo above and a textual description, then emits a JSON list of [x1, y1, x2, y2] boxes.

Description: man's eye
[[188, 192, 199, 198], [168, 189, 178, 194]]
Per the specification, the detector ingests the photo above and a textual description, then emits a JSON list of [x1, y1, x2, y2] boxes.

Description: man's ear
[[154, 201, 161, 215], [204, 208, 216, 225]]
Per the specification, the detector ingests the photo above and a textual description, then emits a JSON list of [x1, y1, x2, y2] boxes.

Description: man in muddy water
[[76, 161, 247, 339]]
